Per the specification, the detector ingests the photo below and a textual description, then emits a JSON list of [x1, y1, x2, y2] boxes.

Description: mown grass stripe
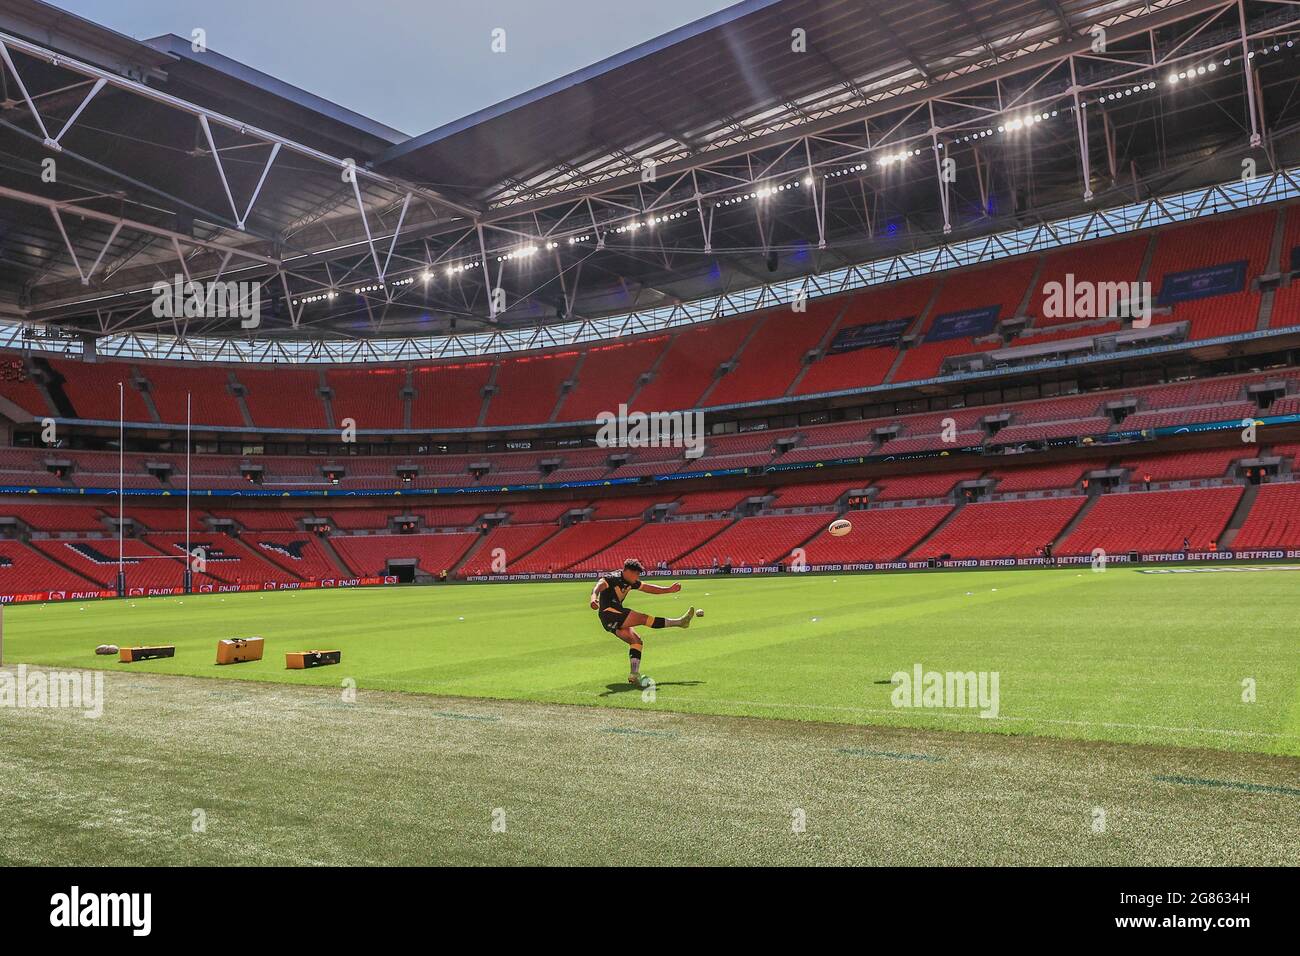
[[432, 711, 499, 722], [602, 727, 676, 738], [1153, 775, 1300, 796], [837, 747, 944, 763]]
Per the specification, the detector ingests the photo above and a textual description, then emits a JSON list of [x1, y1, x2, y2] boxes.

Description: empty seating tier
[[1056, 486, 1243, 555]]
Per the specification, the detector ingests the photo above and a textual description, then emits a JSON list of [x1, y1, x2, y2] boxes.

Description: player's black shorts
[[599, 606, 631, 634]]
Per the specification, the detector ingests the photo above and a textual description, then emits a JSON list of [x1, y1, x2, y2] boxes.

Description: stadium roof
[[378, 0, 1157, 206], [1, 0, 1299, 351]]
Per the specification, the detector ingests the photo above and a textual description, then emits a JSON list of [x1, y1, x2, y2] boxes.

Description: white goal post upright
[[117, 381, 124, 598], [185, 392, 192, 593]]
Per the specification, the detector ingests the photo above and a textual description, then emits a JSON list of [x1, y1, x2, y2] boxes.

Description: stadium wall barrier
[[0, 575, 399, 605], [462, 550, 1300, 581]]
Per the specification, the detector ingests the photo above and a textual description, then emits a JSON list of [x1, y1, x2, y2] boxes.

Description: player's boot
[[675, 607, 695, 628], [627, 672, 639, 684]]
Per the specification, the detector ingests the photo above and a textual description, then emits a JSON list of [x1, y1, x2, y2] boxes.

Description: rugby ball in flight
[[828, 518, 852, 537]]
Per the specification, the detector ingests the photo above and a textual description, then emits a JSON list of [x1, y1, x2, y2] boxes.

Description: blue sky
[[47, 0, 739, 135]]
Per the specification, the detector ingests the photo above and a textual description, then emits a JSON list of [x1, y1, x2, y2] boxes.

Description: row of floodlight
[[297, 43, 1297, 307], [496, 242, 561, 263]]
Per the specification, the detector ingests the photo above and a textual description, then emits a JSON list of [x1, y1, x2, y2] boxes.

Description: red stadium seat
[[910, 497, 1086, 559], [1232, 483, 1300, 548], [1056, 486, 1242, 555]]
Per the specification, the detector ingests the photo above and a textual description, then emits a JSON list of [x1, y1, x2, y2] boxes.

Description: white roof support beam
[[0, 29, 481, 222]]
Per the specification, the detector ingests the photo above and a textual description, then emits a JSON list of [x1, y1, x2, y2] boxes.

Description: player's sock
[[628, 644, 642, 681]]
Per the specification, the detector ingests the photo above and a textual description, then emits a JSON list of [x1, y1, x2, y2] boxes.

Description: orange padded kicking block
[[216, 637, 264, 665], [119, 645, 175, 663], [285, 650, 341, 669]]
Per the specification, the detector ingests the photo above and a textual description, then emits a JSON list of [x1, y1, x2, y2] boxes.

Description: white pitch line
[[649, 696, 1293, 740]]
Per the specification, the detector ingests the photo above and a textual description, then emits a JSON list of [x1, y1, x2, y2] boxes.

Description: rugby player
[[589, 558, 694, 683]]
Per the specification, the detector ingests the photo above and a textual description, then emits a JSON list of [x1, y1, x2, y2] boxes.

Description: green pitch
[[6, 567, 1299, 756], [4, 567, 1299, 866]]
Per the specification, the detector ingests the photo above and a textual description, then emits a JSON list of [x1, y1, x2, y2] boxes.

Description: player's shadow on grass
[[599, 680, 706, 697]]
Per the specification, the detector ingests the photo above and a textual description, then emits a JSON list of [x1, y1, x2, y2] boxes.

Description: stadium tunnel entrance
[[386, 559, 417, 583]]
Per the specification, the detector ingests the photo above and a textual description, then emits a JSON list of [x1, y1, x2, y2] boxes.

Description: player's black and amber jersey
[[598, 574, 640, 611]]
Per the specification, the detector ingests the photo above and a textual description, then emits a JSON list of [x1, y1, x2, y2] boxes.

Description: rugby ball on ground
[[94, 644, 119, 656], [828, 518, 852, 537]]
